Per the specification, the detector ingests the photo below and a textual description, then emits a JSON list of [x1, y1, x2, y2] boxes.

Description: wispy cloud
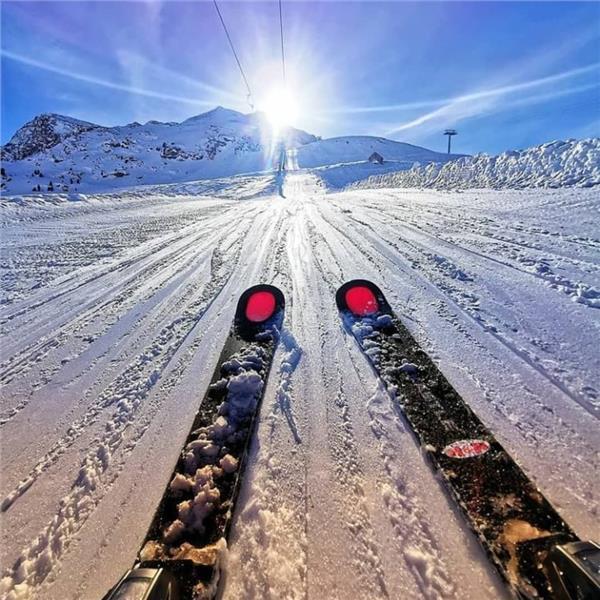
[[1, 49, 235, 108], [115, 50, 241, 101], [385, 62, 600, 136], [495, 83, 599, 112], [327, 63, 600, 117], [320, 22, 600, 143]]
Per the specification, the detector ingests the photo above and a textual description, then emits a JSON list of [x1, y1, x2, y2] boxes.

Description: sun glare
[[262, 87, 299, 130]]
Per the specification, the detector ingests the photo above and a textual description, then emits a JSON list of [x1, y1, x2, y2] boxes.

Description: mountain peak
[[34, 113, 99, 131], [2, 113, 99, 161], [0, 105, 318, 194], [182, 106, 246, 125]]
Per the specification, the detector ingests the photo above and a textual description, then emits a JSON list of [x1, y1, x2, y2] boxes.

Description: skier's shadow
[[276, 171, 286, 198]]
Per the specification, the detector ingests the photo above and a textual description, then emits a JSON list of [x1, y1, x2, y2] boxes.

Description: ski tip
[[236, 284, 285, 330], [336, 279, 386, 316]]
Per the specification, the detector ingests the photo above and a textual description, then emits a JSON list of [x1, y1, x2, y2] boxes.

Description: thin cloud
[[385, 63, 600, 136], [327, 62, 600, 117], [1, 49, 233, 108], [498, 83, 599, 112], [115, 49, 241, 101]]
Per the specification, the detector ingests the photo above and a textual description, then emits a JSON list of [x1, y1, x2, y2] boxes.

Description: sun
[[261, 86, 299, 131]]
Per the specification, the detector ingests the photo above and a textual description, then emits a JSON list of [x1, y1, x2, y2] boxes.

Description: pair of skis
[[106, 281, 596, 600]]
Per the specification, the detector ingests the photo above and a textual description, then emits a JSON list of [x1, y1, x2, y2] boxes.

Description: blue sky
[[1, 1, 599, 154]]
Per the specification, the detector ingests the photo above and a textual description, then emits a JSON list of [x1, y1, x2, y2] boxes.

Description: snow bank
[[352, 138, 600, 190], [311, 160, 421, 190]]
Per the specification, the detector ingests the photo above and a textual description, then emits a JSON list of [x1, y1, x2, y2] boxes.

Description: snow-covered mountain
[[0, 108, 317, 194], [3, 108, 598, 195], [353, 138, 600, 190], [1, 109, 467, 195]]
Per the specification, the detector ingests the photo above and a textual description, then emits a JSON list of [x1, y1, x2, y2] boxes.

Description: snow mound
[[352, 138, 600, 190], [310, 161, 427, 190]]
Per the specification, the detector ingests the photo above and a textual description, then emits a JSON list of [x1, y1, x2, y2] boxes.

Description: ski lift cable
[[212, 0, 254, 110], [278, 0, 286, 84]]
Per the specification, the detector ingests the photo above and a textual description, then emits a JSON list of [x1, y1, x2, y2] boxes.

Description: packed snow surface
[[1, 172, 598, 600], [354, 138, 600, 190]]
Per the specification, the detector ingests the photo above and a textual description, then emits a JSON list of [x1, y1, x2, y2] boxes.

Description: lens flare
[[261, 86, 299, 130]]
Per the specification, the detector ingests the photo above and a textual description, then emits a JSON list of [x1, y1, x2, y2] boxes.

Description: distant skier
[[277, 143, 286, 174]]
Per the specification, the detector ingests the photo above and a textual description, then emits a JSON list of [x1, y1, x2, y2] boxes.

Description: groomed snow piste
[[0, 171, 598, 600]]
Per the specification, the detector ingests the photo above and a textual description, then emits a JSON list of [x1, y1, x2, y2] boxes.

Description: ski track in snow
[[0, 174, 598, 600], [342, 210, 596, 417]]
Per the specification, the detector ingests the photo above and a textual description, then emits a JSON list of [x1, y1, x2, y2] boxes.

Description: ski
[[104, 284, 285, 600], [336, 279, 597, 600]]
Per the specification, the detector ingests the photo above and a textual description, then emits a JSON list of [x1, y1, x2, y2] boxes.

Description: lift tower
[[444, 129, 457, 154]]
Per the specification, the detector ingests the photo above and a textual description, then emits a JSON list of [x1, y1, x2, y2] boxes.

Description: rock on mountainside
[[352, 138, 600, 190], [1, 107, 317, 194], [1, 114, 101, 161]]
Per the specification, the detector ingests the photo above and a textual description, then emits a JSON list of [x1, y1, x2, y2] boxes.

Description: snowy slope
[[0, 108, 317, 195], [1, 173, 598, 600], [353, 138, 600, 190], [295, 135, 461, 168], [286, 136, 464, 190], [307, 160, 427, 190]]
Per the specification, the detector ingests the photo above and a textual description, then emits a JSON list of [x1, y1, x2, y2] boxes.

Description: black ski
[[336, 279, 584, 600], [105, 285, 284, 600]]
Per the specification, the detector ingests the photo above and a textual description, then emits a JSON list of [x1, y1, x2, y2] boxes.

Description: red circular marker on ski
[[345, 286, 379, 316], [443, 439, 490, 459], [245, 290, 277, 323]]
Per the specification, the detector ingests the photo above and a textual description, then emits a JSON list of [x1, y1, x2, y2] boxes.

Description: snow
[[354, 138, 600, 190], [1, 110, 467, 196], [0, 109, 317, 195], [220, 454, 239, 474], [294, 135, 462, 168], [0, 170, 598, 600]]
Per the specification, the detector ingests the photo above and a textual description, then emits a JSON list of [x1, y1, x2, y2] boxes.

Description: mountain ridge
[[1, 107, 317, 193], [1, 107, 460, 194]]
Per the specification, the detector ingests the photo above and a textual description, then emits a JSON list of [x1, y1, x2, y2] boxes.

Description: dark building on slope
[[368, 151, 384, 165]]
